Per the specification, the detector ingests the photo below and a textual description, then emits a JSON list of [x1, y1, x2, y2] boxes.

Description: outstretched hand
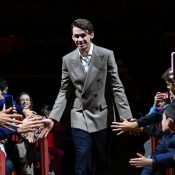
[[111, 118, 130, 135], [111, 116, 138, 135], [17, 115, 44, 133], [37, 118, 54, 139], [0, 107, 23, 128], [129, 153, 153, 168]]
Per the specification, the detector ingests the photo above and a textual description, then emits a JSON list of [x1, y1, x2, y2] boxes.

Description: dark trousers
[[71, 128, 109, 175]]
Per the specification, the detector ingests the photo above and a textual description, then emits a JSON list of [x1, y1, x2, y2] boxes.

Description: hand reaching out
[[111, 116, 138, 135], [22, 108, 37, 118], [129, 153, 153, 168], [37, 118, 54, 139], [0, 108, 23, 126], [17, 114, 44, 133]]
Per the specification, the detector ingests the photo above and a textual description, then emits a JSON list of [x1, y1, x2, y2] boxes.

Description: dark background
[[1, 0, 175, 114], [1, 1, 175, 174]]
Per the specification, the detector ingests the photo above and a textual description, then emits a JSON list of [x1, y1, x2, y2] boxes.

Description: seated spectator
[[40, 104, 64, 175], [0, 77, 23, 113], [129, 103, 175, 174], [0, 106, 43, 138], [143, 91, 170, 158], [0, 77, 9, 111], [111, 68, 174, 135], [5, 92, 43, 175], [0, 105, 43, 175]]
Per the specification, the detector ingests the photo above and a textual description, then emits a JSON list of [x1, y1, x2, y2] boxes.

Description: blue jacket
[[137, 104, 170, 128], [0, 93, 23, 113], [137, 112, 162, 127], [152, 132, 175, 168], [152, 152, 175, 168], [0, 126, 17, 140]]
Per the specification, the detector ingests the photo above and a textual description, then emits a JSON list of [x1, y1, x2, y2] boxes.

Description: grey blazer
[[50, 44, 133, 133]]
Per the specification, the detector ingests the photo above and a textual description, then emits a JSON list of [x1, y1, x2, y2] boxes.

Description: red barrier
[[40, 137, 49, 175], [0, 137, 49, 175], [150, 124, 174, 175], [0, 149, 5, 175]]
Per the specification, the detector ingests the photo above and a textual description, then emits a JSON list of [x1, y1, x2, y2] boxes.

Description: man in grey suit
[[41, 18, 133, 175]]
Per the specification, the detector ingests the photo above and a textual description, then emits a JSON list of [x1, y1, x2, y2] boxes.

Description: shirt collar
[[78, 43, 93, 58]]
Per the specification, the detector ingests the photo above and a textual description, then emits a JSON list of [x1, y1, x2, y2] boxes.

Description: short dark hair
[[164, 103, 175, 123], [71, 18, 94, 34], [40, 103, 52, 117], [161, 68, 174, 83], [0, 77, 8, 91]]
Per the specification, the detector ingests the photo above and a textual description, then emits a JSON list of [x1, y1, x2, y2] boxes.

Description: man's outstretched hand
[[37, 118, 54, 139]]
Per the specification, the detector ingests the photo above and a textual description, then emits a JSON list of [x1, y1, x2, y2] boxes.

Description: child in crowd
[[129, 103, 175, 175], [40, 104, 64, 175]]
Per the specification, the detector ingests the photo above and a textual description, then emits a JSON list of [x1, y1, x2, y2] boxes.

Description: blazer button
[[94, 94, 98, 97]]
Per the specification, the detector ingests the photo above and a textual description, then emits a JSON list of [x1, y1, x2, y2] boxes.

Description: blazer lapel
[[83, 45, 102, 93], [72, 49, 86, 82]]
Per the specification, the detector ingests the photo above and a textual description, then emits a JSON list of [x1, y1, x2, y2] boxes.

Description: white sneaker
[[49, 171, 55, 175]]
